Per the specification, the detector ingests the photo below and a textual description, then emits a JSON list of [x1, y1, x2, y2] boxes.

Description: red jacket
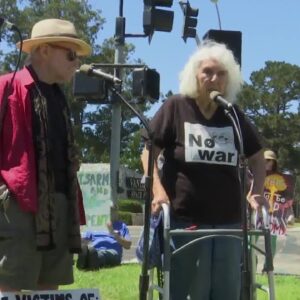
[[0, 67, 86, 224]]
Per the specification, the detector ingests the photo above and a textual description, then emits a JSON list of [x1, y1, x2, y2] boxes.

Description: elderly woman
[[141, 41, 266, 300]]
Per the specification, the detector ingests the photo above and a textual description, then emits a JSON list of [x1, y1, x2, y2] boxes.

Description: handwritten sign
[[256, 172, 296, 235], [78, 164, 112, 231], [0, 289, 100, 300], [266, 173, 295, 235], [77, 163, 144, 231]]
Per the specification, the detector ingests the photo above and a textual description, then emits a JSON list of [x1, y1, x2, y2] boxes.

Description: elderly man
[[0, 19, 91, 291]]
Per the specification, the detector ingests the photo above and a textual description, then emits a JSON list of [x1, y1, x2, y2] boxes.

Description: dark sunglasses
[[47, 44, 79, 61]]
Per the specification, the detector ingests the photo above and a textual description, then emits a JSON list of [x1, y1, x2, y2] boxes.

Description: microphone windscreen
[[209, 90, 222, 101], [79, 64, 91, 74]]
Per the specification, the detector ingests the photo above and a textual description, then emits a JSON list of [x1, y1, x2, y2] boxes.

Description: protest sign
[[0, 289, 100, 300], [78, 164, 112, 231]]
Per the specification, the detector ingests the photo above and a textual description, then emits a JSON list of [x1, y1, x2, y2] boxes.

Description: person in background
[[258, 150, 293, 273], [141, 40, 267, 300], [77, 205, 132, 269], [0, 18, 91, 291], [264, 150, 279, 269]]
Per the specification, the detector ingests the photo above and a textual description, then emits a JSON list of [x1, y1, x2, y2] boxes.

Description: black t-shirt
[[37, 81, 68, 193], [145, 94, 263, 224]]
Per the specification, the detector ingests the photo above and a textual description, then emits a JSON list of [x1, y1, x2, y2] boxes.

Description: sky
[[2, 1, 299, 113], [89, 0, 300, 114]]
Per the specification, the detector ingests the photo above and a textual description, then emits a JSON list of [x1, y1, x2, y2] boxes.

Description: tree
[[120, 130, 144, 172], [238, 61, 300, 216], [0, 0, 104, 70], [238, 61, 300, 174], [0, 0, 154, 168]]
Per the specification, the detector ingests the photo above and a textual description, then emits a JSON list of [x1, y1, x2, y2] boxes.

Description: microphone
[[209, 91, 233, 110], [79, 64, 122, 84], [0, 17, 17, 31]]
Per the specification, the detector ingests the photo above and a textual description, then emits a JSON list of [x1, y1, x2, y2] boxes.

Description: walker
[[146, 203, 276, 300], [138, 104, 276, 300]]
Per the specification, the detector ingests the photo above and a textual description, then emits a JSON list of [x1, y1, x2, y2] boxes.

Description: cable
[[9, 26, 23, 84], [210, 0, 222, 30]]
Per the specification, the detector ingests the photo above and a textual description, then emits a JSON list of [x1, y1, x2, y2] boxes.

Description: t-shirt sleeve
[[113, 221, 131, 240], [120, 223, 131, 240], [82, 231, 92, 240], [141, 97, 176, 150]]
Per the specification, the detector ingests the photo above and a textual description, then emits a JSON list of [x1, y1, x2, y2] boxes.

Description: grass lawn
[[67, 264, 140, 300], [65, 263, 300, 300], [256, 275, 300, 300]]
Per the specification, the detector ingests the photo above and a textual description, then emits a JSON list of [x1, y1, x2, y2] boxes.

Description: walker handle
[[261, 205, 270, 229]]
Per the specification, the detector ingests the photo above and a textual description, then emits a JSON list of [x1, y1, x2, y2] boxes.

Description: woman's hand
[[151, 196, 169, 215], [141, 146, 170, 215], [247, 194, 269, 211]]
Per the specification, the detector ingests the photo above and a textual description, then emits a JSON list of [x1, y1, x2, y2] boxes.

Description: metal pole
[[110, 1, 125, 206], [110, 3, 152, 298]]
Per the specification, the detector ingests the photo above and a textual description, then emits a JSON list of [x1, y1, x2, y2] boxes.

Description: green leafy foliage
[[238, 61, 300, 174], [120, 130, 144, 172], [238, 61, 300, 214], [117, 211, 132, 225], [118, 199, 143, 213], [0, 0, 155, 170]]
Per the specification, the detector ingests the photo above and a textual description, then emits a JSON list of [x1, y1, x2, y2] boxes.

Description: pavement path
[[122, 226, 142, 263], [123, 226, 300, 276], [257, 226, 300, 275]]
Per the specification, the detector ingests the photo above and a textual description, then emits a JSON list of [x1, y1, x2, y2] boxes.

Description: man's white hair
[[179, 40, 244, 103]]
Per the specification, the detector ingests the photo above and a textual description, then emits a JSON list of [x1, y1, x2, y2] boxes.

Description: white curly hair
[[179, 40, 244, 103]]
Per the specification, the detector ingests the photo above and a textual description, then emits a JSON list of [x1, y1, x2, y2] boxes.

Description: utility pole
[[110, 0, 175, 207], [109, 2, 174, 299], [110, 0, 125, 207]]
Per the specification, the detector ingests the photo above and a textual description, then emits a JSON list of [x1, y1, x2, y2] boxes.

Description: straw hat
[[264, 150, 277, 161], [17, 19, 91, 56]]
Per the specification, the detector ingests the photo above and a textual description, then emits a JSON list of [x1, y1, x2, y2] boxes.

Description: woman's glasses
[[47, 44, 79, 62]]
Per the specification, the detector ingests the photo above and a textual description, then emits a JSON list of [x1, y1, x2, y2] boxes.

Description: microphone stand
[[108, 85, 153, 300], [225, 108, 251, 300]]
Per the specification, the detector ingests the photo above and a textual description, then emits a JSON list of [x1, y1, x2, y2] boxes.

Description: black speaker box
[[132, 68, 160, 102], [203, 29, 242, 67], [73, 72, 108, 104]]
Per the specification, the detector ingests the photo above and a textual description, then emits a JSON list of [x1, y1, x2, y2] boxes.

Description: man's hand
[[0, 182, 9, 202], [0, 182, 8, 195], [106, 221, 114, 235], [0, 182, 10, 222]]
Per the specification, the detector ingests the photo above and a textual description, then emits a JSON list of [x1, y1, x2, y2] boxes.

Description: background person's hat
[[264, 150, 277, 161], [17, 19, 91, 56]]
